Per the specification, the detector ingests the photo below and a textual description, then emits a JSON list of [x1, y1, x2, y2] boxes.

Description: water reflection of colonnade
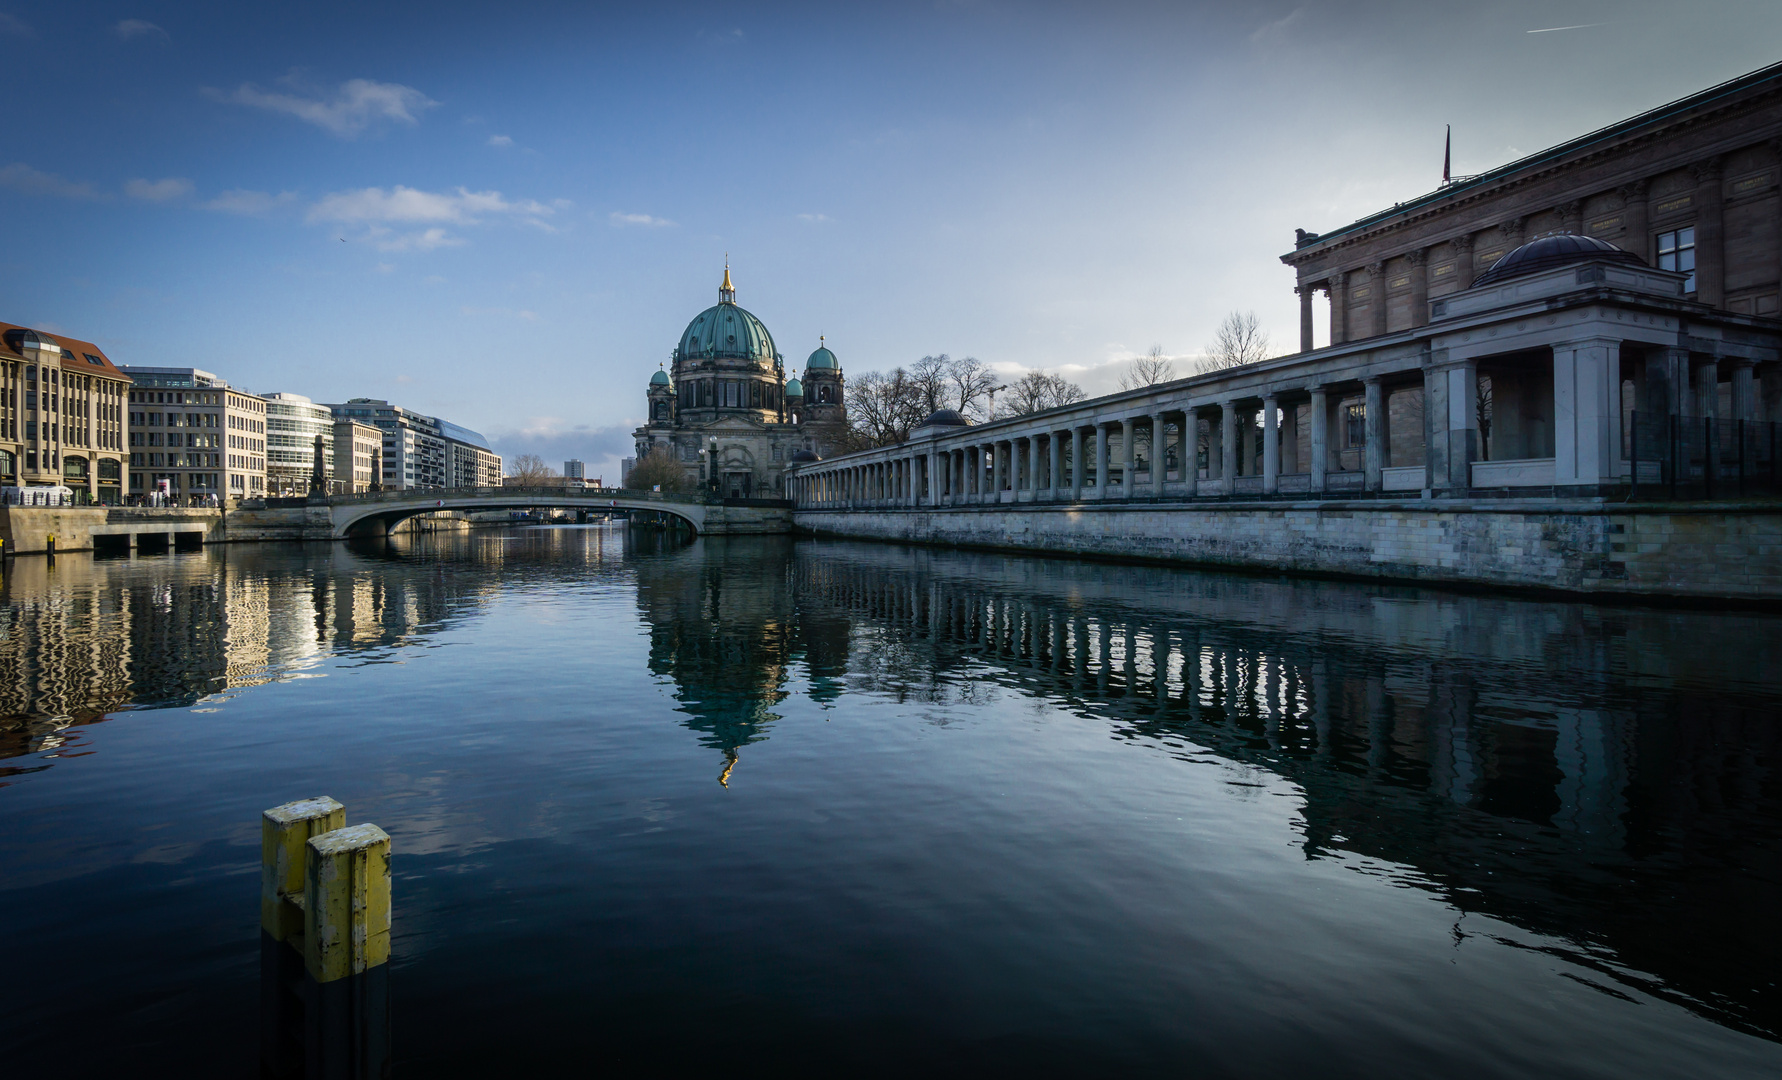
[[782, 541, 1782, 1040]]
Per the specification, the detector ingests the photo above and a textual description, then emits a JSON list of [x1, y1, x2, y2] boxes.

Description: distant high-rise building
[[564, 458, 585, 479], [621, 456, 636, 486]]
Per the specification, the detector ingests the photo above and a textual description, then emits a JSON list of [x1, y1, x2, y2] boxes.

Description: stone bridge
[[316, 487, 723, 538]]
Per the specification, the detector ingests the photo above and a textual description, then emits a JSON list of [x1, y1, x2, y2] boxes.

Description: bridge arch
[[328, 491, 707, 539]]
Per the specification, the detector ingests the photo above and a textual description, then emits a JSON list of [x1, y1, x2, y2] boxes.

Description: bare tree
[[1004, 370, 1087, 416], [505, 453, 556, 484], [908, 354, 952, 416], [947, 355, 998, 421], [625, 448, 690, 492], [1199, 312, 1271, 373], [845, 368, 925, 450], [1119, 345, 1176, 391]]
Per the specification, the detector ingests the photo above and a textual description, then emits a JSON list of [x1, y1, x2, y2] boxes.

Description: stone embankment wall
[[0, 507, 110, 553], [703, 505, 793, 535], [795, 500, 1782, 602]]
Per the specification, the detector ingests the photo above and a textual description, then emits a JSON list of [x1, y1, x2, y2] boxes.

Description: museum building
[[632, 267, 847, 498]]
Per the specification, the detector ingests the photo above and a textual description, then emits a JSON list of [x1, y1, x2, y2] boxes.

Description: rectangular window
[[1657, 227, 1696, 292], [1345, 403, 1366, 448]]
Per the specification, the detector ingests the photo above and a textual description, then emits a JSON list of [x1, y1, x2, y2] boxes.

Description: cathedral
[[633, 267, 847, 498]]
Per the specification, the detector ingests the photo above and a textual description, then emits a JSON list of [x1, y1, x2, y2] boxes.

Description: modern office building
[[327, 399, 499, 489], [440, 418, 502, 488], [1, 323, 131, 502], [564, 458, 585, 479], [263, 393, 341, 495], [120, 366, 267, 502]]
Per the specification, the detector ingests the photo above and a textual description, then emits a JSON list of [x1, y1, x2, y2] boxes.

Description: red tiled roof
[[0, 319, 131, 381]]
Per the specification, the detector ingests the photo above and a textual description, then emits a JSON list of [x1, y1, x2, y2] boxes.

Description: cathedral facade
[[632, 268, 847, 498]]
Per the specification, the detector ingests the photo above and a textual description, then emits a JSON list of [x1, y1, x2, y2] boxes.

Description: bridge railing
[[289, 487, 714, 506]]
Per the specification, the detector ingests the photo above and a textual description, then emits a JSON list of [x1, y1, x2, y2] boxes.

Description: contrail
[[1527, 23, 1602, 33]]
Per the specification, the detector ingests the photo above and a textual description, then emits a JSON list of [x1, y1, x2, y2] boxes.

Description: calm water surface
[[1, 526, 1779, 1077]]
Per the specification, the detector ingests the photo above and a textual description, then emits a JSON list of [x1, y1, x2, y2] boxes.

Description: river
[[1, 526, 1778, 1076]]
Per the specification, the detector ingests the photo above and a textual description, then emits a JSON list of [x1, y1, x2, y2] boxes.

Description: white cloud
[[609, 211, 675, 227], [203, 189, 298, 215], [115, 19, 168, 41], [0, 13, 32, 37], [125, 177, 194, 202], [375, 227, 462, 252], [797, 212, 831, 223], [1251, 7, 1306, 43], [308, 185, 552, 225], [461, 305, 538, 320], [487, 134, 513, 147], [0, 163, 105, 200], [208, 76, 437, 137]]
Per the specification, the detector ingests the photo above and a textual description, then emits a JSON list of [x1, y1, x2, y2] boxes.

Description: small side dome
[[789, 448, 820, 463], [806, 338, 838, 370], [920, 408, 969, 427], [785, 377, 804, 398], [1472, 232, 1646, 288], [649, 368, 672, 386]]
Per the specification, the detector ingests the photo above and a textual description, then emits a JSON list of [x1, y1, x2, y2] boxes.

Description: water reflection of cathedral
[[628, 533, 851, 781]]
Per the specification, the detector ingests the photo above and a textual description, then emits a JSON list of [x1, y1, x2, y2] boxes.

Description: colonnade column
[[1151, 413, 1165, 497], [1048, 431, 1062, 499], [1071, 429, 1084, 500], [992, 441, 1005, 498], [1028, 436, 1040, 500], [1309, 387, 1329, 493], [1094, 423, 1109, 499], [1262, 396, 1280, 494], [1117, 418, 1133, 498], [1220, 403, 1238, 485], [1364, 376, 1385, 491], [1730, 358, 1757, 421]]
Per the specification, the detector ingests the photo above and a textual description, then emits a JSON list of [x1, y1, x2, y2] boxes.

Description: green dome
[[806, 344, 838, 370], [785, 378, 804, 397], [649, 368, 671, 386], [678, 301, 777, 365]]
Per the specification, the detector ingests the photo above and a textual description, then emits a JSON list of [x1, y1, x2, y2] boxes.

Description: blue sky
[[3, 1, 1777, 477]]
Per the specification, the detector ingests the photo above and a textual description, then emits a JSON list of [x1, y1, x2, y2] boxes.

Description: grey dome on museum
[[676, 266, 779, 365], [920, 408, 969, 427], [1471, 233, 1646, 289], [789, 448, 820, 462]]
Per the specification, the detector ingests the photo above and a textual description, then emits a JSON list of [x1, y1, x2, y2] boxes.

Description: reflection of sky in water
[[1, 528, 1779, 1076]]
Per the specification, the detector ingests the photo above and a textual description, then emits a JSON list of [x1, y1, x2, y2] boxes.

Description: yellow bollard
[[304, 823, 392, 984], [260, 796, 345, 943]]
